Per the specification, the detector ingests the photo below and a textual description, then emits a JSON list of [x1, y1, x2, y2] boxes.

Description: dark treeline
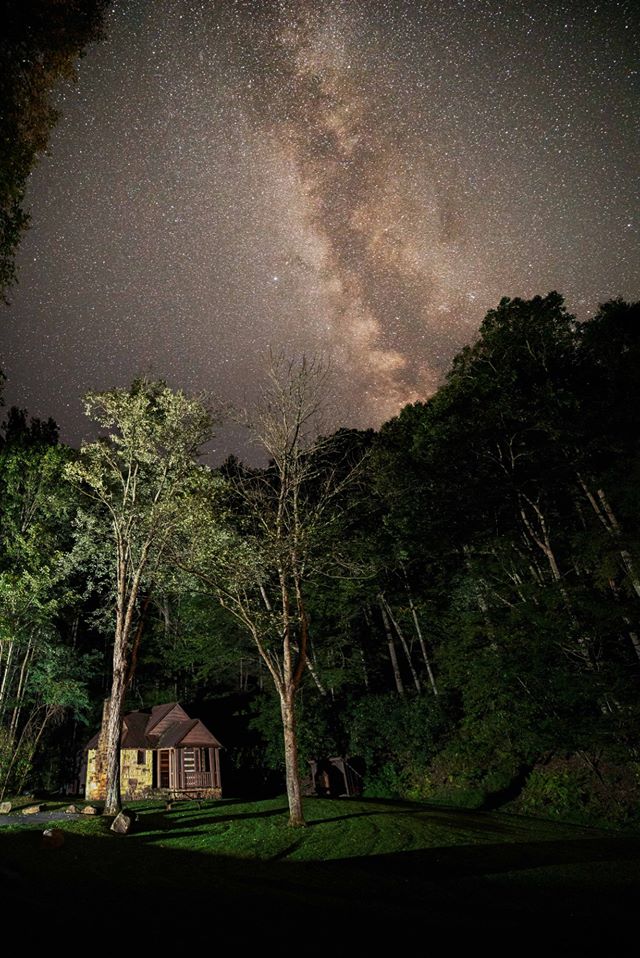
[[1, 292, 639, 827]]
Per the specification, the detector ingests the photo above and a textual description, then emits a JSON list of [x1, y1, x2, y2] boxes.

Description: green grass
[[2, 796, 639, 946]]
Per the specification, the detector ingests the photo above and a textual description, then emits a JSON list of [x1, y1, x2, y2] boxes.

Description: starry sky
[[2, 0, 639, 460]]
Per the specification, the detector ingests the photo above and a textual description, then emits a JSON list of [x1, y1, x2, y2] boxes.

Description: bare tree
[[192, 353, 365, 826]]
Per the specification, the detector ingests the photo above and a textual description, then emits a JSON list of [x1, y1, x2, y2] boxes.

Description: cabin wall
[[85, 748, 103, 801], [85, 748, 154, 801], [121, 749, 154, 798], [85, 700, 110, 801]]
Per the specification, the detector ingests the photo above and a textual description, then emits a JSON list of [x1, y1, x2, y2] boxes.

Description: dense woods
[[1, 292, 639, 827]]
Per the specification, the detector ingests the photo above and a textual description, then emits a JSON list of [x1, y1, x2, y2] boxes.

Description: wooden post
[[214, 749, 221, 791]]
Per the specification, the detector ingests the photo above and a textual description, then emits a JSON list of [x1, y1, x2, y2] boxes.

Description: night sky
[[3, 0, 639, 460]]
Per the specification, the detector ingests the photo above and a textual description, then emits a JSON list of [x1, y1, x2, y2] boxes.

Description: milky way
[[2, 0, 639, 458]]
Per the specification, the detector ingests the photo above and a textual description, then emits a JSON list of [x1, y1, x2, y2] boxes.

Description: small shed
[[85, 702, 222, 801], [309, 756, 364, 798]]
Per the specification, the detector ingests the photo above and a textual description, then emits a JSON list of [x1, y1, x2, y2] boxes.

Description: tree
[[0, 0, 108, 300], [0, 406, 92, 798], [190, 355, 366, 826], [369, 294, 640, 806], [65, 379, 216, 815]]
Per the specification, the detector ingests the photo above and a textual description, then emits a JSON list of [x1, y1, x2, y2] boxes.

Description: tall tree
[[189, 355, 366, 826], [66, 379, 216, 815], [0, 407, 89, 797]]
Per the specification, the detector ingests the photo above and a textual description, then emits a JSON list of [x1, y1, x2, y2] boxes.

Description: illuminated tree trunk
[[280, 690, 304, 827], [102, 646, 127, 816]]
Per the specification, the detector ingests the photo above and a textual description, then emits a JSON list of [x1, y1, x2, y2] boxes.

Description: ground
[[2, 797, 638, 948]]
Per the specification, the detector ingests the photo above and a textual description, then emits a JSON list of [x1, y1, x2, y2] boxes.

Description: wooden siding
[[174, 747, 219, 790]]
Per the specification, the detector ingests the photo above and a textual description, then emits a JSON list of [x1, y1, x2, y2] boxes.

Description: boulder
[[81, 805, 98, 815], [0, 802, 11, 814], [64, 804, 79, 814], [22, 804, 43, 814], [42, 828, 65, 849], [110, 811, 133, 835]]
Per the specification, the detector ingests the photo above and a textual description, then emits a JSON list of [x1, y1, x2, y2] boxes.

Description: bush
[[515, 756, 640, 829]]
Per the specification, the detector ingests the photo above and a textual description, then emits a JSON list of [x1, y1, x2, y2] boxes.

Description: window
[[137, 750, 146, 765]]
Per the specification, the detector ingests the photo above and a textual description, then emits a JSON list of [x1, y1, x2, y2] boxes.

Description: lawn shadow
[[137, 802, 290, 836], [340, 834, 640, 880], [1, 820, 639, 948]]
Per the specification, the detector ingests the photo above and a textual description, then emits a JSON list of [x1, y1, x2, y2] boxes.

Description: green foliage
[[363, 294, 640, 818], [66, 378, 219, 614], [516, 758, 640, 829], [0, 411, 95, 796], [2, 294, 639, 827], [347, 692, 446, 798], [247, 690, 285, 772], [28, 642, 97, 719]]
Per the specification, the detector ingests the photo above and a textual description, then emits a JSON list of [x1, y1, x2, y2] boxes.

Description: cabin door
[[159, 750, 170, 788]]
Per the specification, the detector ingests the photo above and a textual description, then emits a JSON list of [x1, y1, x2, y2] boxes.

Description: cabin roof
[[85, 703, 222, 750], [147, 702, 180, 732], [156, 718, 221, 748]]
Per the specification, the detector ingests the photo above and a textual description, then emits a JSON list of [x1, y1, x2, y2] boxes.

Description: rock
[[81, 805, 98, 815], [42, 828, 65, 849], [0, 802, 11, 814], [22, 804, 43, 814], [64, 804, 79, 814], [110, 811, 133, 835]]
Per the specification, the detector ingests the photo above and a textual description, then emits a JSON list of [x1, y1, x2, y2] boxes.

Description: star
[[2, 0, 638, 459]]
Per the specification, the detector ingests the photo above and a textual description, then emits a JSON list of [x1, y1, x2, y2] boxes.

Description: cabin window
[[137, 750, 146, 765]]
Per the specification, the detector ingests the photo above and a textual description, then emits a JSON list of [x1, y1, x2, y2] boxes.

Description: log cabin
[[84, 702, 222, 801]]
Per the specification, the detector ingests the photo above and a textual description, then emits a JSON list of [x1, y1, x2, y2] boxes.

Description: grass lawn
[[2, 796, 639, 947]]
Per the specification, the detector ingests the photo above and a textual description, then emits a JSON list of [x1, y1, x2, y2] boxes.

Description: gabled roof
[[85, 703, 222, 750], [122, 710, 149, 747], [146, 702, 190, 735], [156, 719, 222, 748], [147, 702, 179, 732]]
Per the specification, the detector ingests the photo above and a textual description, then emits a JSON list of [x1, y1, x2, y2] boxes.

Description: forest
[[2, 291, 639, 829]]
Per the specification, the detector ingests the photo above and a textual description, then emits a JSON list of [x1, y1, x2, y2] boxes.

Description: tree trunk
[[577, 475, 640, 601], [0, 640, 15, 721], [404, 582, 438, 695], [8, 638, 34, 743], [518, 494, 593, 668], [304, 654, 327, 695], [608, 577, 640, 664], [381, 596, 421, 693], [359, 645, 370, 690], [280, 690, 305, 827], [102, 627, 129, 815], [379, 598, 404, 696]]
